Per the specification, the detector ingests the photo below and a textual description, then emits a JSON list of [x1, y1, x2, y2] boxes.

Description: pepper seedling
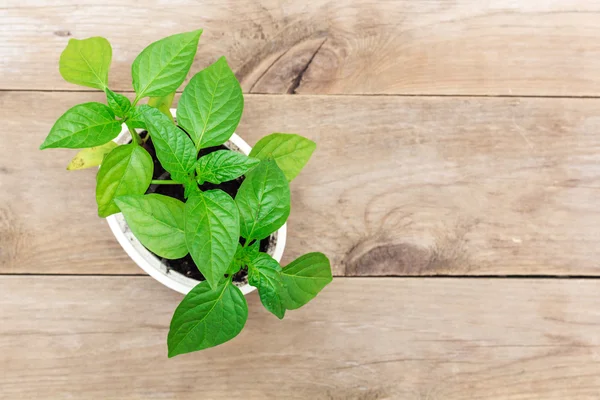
[[40, 30, 332, 357]]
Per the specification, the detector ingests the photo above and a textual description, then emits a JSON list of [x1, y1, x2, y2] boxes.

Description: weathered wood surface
[[1, 277, 600, 399], [3, 0, 600, 95], [3, 91, 600, 276]]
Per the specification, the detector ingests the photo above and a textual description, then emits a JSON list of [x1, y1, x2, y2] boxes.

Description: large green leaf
[[148, 92, 175, 122], [168, 279, 247, 357], [249, 133, 316, 181], [177, 57, 244, 150], [141, 106, 196, 183], [66, 141, 118, 170], [248, 253, 286, 319], [59, 37, 112, 90], [105, 89, 131, 118], [40, 102, 121, 149], [95, 144, 153, 217], [185, 190, 240, 289], [235, 159, 290, 240], [114, 194, 187, 259], [281, 252, 332, 310], [132, 30, 202, 99], [195, 150, 259, 184]]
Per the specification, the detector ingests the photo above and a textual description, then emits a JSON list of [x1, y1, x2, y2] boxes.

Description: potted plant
[[40, 30, 332, 357]]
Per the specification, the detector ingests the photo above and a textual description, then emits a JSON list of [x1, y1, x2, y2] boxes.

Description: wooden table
[[2, 1, 600, 398]]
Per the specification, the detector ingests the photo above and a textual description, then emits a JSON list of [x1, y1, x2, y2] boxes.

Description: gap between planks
[[2, 273, 600, 280], [4, 89, 600, 100]]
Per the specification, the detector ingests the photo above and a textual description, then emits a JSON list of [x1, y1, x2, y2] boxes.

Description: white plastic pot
[[105, 109, 286, 295]]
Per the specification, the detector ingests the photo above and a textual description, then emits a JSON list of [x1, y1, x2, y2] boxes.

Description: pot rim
[[105, 108, 287, 295]]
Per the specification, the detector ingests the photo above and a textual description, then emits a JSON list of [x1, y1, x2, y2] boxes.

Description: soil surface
[[140, 132, 269, 282]]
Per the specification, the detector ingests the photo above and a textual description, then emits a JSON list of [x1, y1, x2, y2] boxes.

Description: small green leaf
[[59, 37, 112, 90], [183, 178, 200, 199], [244, 240, 261, 261], [96, 144, 153, 217], [40, 102, 121, 149], [125, 106, 147, 130], [227, 240, 260, 275], [105, 89, 131, 117], [185, 190, 240, 289], [196, 150, 259, 184], [281, 252, 332, 310], [132, 30, 202, 99], [226, 244, 245, 276], [66, 141, 118, 170], [148, 92, 175, 122], [248, 253, 286, 319], [141, 105, 196, 183], [114, 194, 187, 259], [168, 279, 247, 357], [236, 159, 290, 241], [250, 133, 316, 181], [177, 57, 244, 150]]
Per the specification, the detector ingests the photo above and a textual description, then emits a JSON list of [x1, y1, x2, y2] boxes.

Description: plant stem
[[151, 180, 179, 185], [125, 122, 143, 145]]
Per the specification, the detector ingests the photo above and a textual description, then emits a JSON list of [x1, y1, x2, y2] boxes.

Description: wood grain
[[3, 0, 600, 95], [3, 92, 600, 276], [1, 277, 600, 399]]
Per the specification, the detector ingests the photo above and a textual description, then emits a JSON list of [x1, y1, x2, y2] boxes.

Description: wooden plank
[[3, 1, 600, 95], [3, 92, 600, 276], [1, 276, 600, 399]]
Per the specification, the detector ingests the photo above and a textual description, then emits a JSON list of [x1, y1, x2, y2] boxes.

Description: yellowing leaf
[[67, 141, 118, 170]]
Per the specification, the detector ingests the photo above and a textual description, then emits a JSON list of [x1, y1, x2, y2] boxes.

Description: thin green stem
[[151, 180, 179, 185], [125, 121, 142, 145]]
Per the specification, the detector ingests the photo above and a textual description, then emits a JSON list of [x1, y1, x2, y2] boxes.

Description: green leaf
[[195, 150, 259, 184], [226, 244, 245, 276], [114, 194, 187, 259], [148, 92, 175, 122], [59, 37, 112, 90], [250, 133, 316, 181], [183, 178, 200, 199], [140, 106, 196, 182], [177, 56, 244, 150], [66, 141, 118, 170], [227, 240, 260, 275], [244, 240, 261, 262], [248, 253, 286, 319], [125, 106, 147, 130], [95, 144, 153, 217], [132, 30, 202, 99], [235, 159, 290, 241], [105, 89, 131, 117], [185, 190, 240, 289], [281, 252, 332, 310], [168, 279, 247, 357], [40, 102, 121, 150]]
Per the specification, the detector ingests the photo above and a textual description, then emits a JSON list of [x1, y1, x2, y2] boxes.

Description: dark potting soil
[[139, 132, 270, 282]]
